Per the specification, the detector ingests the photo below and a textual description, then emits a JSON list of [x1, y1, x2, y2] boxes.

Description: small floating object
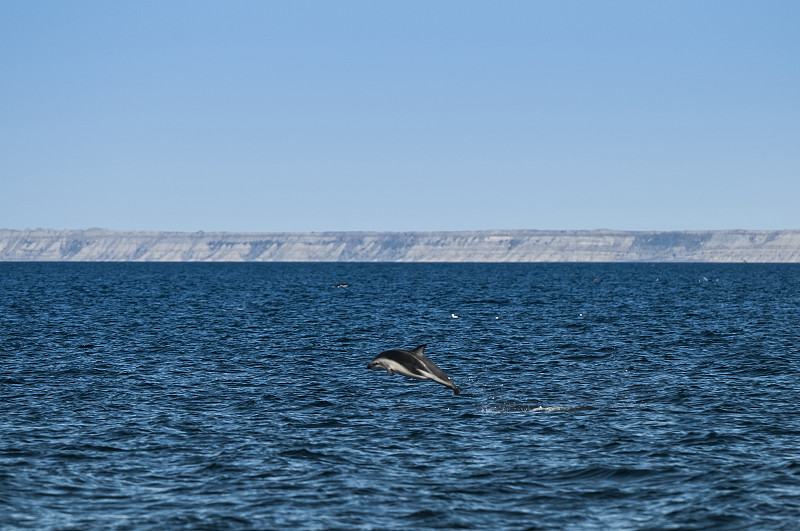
[[332, 283, 350, 288], [451, 313, 459, 318]]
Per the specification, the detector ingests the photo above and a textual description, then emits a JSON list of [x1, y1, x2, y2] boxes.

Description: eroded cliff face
[[2, 229, 800, 262]]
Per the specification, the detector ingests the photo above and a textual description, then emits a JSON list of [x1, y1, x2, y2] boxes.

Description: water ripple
[[2, 263, 800, 529]]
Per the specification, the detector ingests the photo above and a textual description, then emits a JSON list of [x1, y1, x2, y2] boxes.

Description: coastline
[[2, 228, 800, 262]]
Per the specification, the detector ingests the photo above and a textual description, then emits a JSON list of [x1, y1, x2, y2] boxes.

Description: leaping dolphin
[[367, 344, 461, 395]]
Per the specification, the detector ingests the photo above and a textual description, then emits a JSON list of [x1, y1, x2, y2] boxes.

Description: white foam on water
[[480, 404, 589, 414]]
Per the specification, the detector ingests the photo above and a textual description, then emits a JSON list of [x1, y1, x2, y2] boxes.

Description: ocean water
[[2, 262, 800, 530]]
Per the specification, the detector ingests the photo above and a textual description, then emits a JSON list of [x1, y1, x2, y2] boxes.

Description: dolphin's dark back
[[408, 345, 457, 387], [380, 349, 428, 376]]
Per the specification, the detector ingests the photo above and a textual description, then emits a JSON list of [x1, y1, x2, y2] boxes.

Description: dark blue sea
[[2, 263, 800, 530]]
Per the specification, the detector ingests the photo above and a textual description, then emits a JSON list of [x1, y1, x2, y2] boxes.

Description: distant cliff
[[2, 229, 800, 262]]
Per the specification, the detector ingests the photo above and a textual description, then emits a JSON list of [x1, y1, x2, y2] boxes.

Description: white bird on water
[[451, 313, 459, 319]]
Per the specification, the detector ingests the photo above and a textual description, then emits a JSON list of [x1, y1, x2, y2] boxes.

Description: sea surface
[[2, 262, 800, 530]]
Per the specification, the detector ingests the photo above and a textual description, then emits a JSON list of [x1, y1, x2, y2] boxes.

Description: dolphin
[[367, 344, 461, 395]]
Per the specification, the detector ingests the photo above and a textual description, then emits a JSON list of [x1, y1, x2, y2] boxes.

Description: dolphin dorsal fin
[[410, 344, 427, 359]]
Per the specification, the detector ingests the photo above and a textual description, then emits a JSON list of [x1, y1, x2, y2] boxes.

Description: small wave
[[403, 509, 441, 519], [480, 404, 596, 414]]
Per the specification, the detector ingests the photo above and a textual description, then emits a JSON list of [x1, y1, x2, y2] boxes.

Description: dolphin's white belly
[[381, 359, 425, 379], [381, 359, 452, 387]]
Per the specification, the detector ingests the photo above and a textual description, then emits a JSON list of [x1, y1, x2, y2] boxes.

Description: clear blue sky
[[2, 1, 798, 232]]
